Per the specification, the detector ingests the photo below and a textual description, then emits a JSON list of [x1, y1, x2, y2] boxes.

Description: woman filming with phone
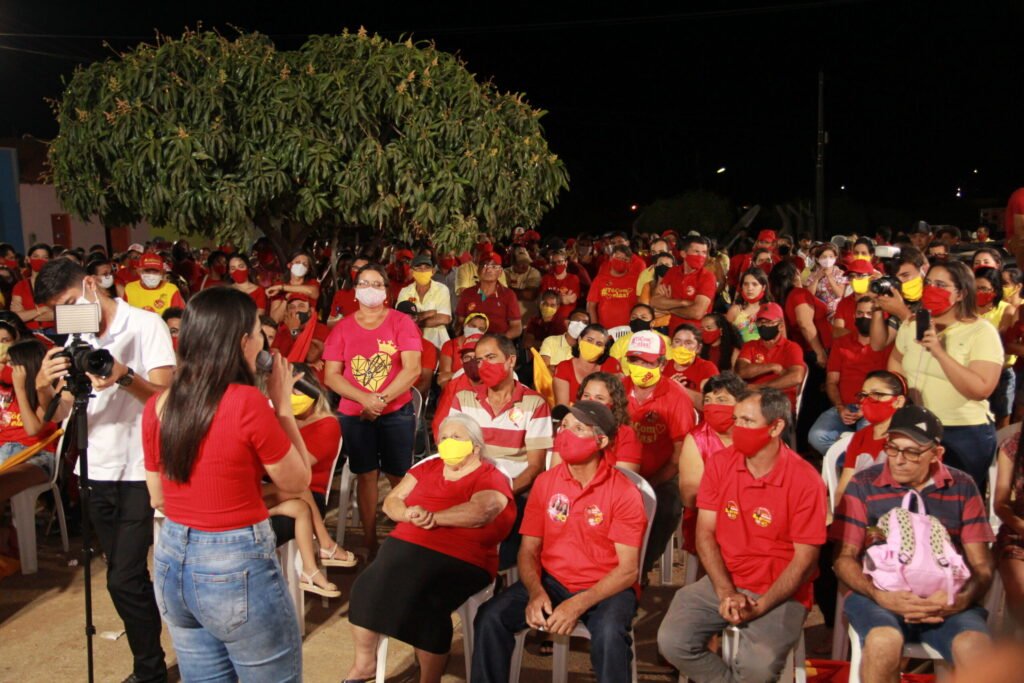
[[887, 260, 1002, 494]]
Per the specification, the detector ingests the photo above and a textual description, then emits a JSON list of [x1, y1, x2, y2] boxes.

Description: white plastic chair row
[[10, 433, 69, 575], [723, 624, 807, 683]]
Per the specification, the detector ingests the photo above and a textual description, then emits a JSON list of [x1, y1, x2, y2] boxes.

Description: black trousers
[[89, 480, 166, 682]]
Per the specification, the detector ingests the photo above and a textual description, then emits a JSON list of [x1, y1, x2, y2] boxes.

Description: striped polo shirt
[[449, 382, 553, 462], [830, 461, 995, 552]]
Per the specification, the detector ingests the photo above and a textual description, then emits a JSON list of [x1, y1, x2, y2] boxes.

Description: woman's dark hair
[[864, 370, 907, 398], [737, 267, 771, 304], [928, 261, 978, 320], [767, 260, 801, 309], [700, 312, 742, 372], [813, 243, 838, 260], [354, 262, 389, 288], [27, 243, 52, 259], [572, 323, 612, 363], [974, 266, 1002, 307], [1003, 267, 1024, 287], [0, 319, 22, 342], [205, 250, 228, 270], [671, 323, 703, 350], [577, 371, 631, 428], [702, 370, 746, 399], [854, 236, 875, 251], [85, 257, 117, 294], [973, 247, 1004, 268], [159, 288, 259, 483], [288, 250, 318, 280], [8, 338, 47, 412], [227, 254, 254, 284]]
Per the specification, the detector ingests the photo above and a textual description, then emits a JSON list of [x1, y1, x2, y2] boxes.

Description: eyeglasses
[[883, 441, 934, 462], [481, 263, 503, 270], [855, 391, 897, 402], [357, 280, 386, 289]]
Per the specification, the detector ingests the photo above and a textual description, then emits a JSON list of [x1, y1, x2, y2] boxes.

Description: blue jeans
[[808, 407, 868, 456], [845, 592, 989, 662], [472, 574, 638, 683], [153, 518, 301, 682], [941, 423, 996, 495], [0, 440, 54, 477]]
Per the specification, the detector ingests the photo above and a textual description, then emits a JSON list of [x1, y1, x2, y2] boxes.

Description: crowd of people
[[1, 212, 1024, 682]]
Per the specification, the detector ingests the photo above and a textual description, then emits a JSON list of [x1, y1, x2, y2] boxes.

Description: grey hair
[[438, 414, 488, 457]]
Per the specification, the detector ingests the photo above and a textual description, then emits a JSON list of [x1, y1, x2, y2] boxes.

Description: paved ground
[[1, 503, 830, 683]]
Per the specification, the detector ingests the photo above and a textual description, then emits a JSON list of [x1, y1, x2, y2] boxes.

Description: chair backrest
[[822, 432, 855, 514], [614, 465, 659, 575], [794, 371, 810, 422], [493, 457, 530, 482], [410, 386, 424, 422], [323, 435, 345, 510]]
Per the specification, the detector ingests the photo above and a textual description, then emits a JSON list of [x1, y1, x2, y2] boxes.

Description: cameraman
[[869, 247, 927, 352], [35, 258, 175, 683]]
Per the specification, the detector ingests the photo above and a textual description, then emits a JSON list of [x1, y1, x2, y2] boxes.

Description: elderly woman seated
[[342, 414, 517, 683]]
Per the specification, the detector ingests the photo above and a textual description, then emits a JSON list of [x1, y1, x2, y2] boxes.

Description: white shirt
[[72, 299, 176, 482], [397, 280, 452, 349]]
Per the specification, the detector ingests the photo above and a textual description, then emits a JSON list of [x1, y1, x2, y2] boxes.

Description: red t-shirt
[[432, 373, 475, 437], [625, 377, 696, 479], [662, 357, 720, 392], [737, 338, 807, 411], [456, 285, 522, 335], [389, 457, 516, 576], [826, 334, 893, 405], [659, 266, 717, 330], [784, 288, 832, 352], [696, 444, 827, 609], [540, 273, 581, 316], [142, 385, 292, 531], [0, 388, 57, 448], [174, 260, 205, 293], [302, 416, 342, 495], [1006, 187, 1024, 234], [270, 279, 320, 308], [12, 279, 53, 330], [272, 321, 330, 358], [330, 288, 361, 319], [440, 336, 468, 375], [245, 285, 268, 312], [322, 309, 422, 416], [605, 424, 643, 468], [586, 271, 639, 328], [554, 357, 621, 404], [520, 460, 646, 592], [833, 294, 857, 333], [842, 425, 887, 472], [421, 335, 438, 373]]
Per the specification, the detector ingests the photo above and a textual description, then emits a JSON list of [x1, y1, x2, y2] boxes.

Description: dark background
[[1, 0, 1021, 234]]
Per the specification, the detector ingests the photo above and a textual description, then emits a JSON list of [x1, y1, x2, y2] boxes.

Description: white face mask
[[818, 256, 836, 269], [355, 287, 387, 308], [290, 263, 309, 278], [567, 320, 587, 339], [97, 275, 114, 289], [141, 273, 163, 288]]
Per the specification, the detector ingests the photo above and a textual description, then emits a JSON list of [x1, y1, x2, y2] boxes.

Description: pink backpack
[[863, 490, 971, 605]]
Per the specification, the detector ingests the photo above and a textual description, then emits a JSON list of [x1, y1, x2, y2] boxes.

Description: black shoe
[[121, 675, 167, 683]]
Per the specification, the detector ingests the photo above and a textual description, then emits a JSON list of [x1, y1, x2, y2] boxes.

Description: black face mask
[[463, 357, 482, 383], [757, 324, 780, 341], [854, 318, 872, 336], [630, 319, 652, 333], [297, 311, 311, 326], [654, 264, 671, 280], [778, 245, 791, 256]]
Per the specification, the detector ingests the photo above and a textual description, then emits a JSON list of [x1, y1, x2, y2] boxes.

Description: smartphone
[[916, 308, 931, 342]]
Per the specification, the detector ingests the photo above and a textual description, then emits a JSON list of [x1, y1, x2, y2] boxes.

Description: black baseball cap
[[910, 221, 932, 235], [395, 300, 419, 316], [567, 401, 619, 439], [411, 254, 434, 268], [887, 405, 943, 445]]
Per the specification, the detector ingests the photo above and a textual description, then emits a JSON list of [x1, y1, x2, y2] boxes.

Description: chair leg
[[551, 633, 570, 683], [277, 541, 305, 637], [793, 631, 807, 683], [684, 552, 699, 586], [848, 624, 862, 683], [375, 636, 389, 683], [11, 490, 39, 575], [509, 630, 527, 683], [335, 476, 355, 547], [53, 484, 69, 553], [631, 633, 638, 683], [660, 538, 674, 585], [831, 590, 849, 661]]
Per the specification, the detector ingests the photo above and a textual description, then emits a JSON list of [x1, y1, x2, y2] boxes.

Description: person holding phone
[[887, 261, 1003, 494]]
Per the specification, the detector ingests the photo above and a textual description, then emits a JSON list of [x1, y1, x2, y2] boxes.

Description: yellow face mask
[[901, 276, 924, 302], [628, 363, 661, 388], [540, 304, 558, 322], [291, 393, 316, 417], [854, 254, 872, 261], [578, 340, 605, 363], [438, 438, 474, 467], [412, 270, 434, 286], [1004, 285, 1018, 301], [671, 345, 696, 366], [851, 277, 870, 295]]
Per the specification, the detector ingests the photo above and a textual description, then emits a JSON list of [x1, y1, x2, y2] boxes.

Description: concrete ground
[[1, 502, 829, 683]]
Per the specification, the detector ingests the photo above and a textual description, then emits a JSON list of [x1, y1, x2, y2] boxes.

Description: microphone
[[256, 350, 321, 401]]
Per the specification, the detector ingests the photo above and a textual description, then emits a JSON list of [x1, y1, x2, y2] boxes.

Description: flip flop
[[300, 569, 341, 598], [319, 543, 359, 568]]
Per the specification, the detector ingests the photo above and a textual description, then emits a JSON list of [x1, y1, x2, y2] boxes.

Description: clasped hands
[[719, 591, 765, 626], [526, 589, 584, 635]]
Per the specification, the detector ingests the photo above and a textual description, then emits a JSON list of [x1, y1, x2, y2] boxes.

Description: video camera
[[54, 304, 114, 393]]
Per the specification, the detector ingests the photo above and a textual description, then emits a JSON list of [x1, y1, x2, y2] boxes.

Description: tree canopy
[[48, 28, 569, 253]]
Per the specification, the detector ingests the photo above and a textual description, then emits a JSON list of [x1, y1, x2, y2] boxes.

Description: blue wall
[[0, 149, 24, 254]]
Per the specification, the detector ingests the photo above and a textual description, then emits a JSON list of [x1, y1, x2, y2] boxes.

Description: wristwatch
[[116, 367, 136, 388]]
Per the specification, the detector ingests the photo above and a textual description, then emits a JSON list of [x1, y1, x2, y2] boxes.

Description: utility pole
[[815, 68, 826, 240]]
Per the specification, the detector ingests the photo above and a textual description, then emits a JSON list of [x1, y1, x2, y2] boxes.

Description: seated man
[[831, 405, 993, 681], [658, 387, 826, 683], [736, 303, 807, 413], [473, 401, 647, 683]]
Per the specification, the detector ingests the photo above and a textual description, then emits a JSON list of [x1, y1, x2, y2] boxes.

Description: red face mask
[[477, 359, 509, 388], [229, 270, 249, 284], [440, 256, 455, 271], [921, 284, 954, 316], [212, 262, 228, 276], [258, 250, 277, 267], [555, 428, 600, 464], [3, 258, 19, 269], [685, 254, 707, 271], [703, 403, 735, 434], [29, 258, 47, 273], [701, 328, 722, 345], [742, 288, 766, 304], [860, 396, 898, 424], [976, 290, 996, 308], [552, 263, 567, 276], [732, 423, 774, 456]]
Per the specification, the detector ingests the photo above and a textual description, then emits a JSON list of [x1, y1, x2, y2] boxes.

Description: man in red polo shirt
[[456, 254, 523, 339], [473, 401, 647, 683], [658, 387, 826, 683], [586, 244, 639, 328], [622, 330, 695, 577], [652, 235, 717, 330], [736, 303, 807, 412]]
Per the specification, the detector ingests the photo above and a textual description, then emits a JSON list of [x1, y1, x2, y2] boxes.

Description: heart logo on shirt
[[350, 340, 398, 392]]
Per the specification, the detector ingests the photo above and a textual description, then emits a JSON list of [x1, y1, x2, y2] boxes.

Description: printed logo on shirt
[[508, 407, 524, 427], [754, 354, 765, 364], [685, 285, 695, 297], [724, 500, 740, 520], [752, 506, 773, 528], [468, 302, 477, 311], [548, 493, 570, 523], [585, 505, 604, 527], [351, 339, 398, 392]]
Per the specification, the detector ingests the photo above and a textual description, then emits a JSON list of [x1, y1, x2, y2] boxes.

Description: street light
[[630, 204, 638, 212]]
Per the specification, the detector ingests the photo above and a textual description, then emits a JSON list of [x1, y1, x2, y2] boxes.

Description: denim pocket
[[153, 559, 170, 617], [193, 570, 249, 636]]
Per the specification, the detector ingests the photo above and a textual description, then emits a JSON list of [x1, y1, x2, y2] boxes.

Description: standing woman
[[888, 260, 1002, 493], [323, 263, 422, 557], [10, 243, 54, 334], [804, 243, 847, 318], [268, 251, 320, 323], [143, 287, 314, 681], [228, 254, 268, 315], [726, 267, 770, 342]]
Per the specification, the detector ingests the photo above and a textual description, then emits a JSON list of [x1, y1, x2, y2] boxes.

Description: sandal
[[319, 543, 359, 568], [300, 569, 341, 598]]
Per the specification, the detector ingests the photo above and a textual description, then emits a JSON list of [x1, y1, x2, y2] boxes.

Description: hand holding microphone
[[257, 350, 321, 411]]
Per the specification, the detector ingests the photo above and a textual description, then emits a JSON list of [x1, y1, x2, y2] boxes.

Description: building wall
[[18, 183, 151, 251]]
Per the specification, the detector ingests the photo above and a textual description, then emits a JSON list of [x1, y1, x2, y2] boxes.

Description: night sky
[[1, 0, 1021, 233]]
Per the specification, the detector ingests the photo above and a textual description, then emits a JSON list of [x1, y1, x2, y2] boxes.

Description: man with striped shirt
[[447, 333, 553, 568], [831, 405, 993, 682]]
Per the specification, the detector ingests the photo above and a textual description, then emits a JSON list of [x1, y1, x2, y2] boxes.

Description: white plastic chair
[[722, 623, 806, 683], [10, 434, 69, 575], [848, 624, 946, 683], [508, 466, 658, 683], [820, 432, 853, 660]]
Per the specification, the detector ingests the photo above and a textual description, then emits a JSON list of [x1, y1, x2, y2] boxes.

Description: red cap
[[757, 230, 777, 243], [395, 249, 414, 262], [756, 303, 785, 321], [460, 332, 483, 352], [662, 229, 679, 238], [846, 259, 874, 276], [139, 252, 164, 270], [524, 229, 541, 242], [625, 330, 666, 364]]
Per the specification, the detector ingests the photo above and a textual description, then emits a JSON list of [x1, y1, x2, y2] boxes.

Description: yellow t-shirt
[[124, 280, 182, 314], [981, 300, 1016, 367], [895, 318, 1004, 426], [539, 333, 574, 367]]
